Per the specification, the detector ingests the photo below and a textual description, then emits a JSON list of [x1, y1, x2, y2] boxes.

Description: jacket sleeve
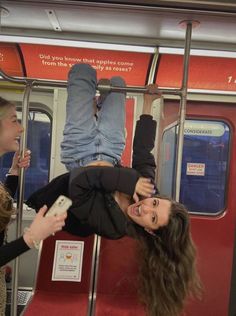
[[132, 114, 157, 182], [26, 173, 70, 211], [69, 166, 139, 199], [0, 236, 30, 267], [4, 175, 18, 198]]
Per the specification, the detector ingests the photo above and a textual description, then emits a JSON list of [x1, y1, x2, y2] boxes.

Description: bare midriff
[[85, 160, 114, 167]]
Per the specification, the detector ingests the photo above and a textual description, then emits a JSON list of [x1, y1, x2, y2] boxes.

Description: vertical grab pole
[[11, 82, 32, 316], [174, 21, 192, 202], [147, 48, 159, 84]]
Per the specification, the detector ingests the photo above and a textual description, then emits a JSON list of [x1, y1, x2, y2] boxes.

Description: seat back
[[23, 231, 97, 316], [92, 236, 146, 316]]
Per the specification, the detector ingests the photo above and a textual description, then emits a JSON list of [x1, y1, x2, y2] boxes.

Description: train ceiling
[[0, 0, 236, 52]]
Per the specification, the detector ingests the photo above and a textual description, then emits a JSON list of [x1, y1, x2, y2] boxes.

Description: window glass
[[0, 110, 51, 199], [160, 120, 230, 214]]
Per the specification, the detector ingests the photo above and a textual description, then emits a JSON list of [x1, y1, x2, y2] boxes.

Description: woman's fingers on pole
[[18, 149, 31, 168], [145, 84, 161, 100], [146, 84, 160, 94], [147, 84, 156, 92]]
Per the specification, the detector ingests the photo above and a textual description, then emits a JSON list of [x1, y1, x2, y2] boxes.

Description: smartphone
[[45, 195, 72, 217]]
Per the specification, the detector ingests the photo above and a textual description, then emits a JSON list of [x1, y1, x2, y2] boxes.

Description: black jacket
[[0, 175, 30, 267], [26, 115, 158, 239]]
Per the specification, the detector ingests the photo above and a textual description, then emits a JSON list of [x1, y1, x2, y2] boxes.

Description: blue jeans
[[60, 63, 126, 170]]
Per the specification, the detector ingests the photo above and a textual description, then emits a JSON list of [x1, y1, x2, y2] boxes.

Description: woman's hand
[[23, 205, 67, 248], [145, 84, 161, 102], [8, 149, 31, 176], [143, 84, 161, 115], [133, 177, 155, 202]]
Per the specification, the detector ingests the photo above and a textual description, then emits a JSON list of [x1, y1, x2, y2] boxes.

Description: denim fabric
[[60, 63, 126, 170]]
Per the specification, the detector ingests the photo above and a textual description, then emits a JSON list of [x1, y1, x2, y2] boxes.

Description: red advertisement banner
[[0, 43, 24, 77], [156, 54, 236, 91], [3, 43, 235, 92], [19, 44, 151, 85]]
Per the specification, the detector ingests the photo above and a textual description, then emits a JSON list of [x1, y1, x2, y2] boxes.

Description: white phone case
[[45, 195, 72, 217]]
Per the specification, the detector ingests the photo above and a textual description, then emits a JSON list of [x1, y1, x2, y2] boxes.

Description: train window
[[0, 110, 51, 200], [160, 120, 230, 215]]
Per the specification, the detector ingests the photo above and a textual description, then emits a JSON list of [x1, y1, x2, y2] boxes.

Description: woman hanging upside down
[[27, 63, 201, 316]]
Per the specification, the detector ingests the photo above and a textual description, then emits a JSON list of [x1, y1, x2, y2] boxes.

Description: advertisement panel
[[0, 43, 24, 76], [156, 54, 236, 91], [20, 44, 152, 85]]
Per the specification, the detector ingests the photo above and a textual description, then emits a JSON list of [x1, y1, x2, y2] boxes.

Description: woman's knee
[[110, 76, 126, 87]]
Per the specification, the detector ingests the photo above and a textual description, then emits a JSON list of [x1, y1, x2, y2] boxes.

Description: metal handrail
[[97, 84, 181, 95], [0, 69, 67, 87], [174, 22, 192, 202], [10, 83, 32, 316], [0, 68, 182, 95]]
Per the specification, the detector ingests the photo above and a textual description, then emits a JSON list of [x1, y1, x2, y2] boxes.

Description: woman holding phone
[[0, 97, 67, 315]]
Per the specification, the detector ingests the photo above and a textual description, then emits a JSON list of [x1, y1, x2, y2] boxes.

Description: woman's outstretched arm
[[4, 149, 31, 197], [0, 205, 67, 267], [132, 84, 161, 182]]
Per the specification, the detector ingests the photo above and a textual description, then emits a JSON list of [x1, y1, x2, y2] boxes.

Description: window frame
[[160, 118, 231, 216]]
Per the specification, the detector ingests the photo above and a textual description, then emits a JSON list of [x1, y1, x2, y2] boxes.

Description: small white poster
[[52, 240, 84, 282], [186, 163, 205, 176]]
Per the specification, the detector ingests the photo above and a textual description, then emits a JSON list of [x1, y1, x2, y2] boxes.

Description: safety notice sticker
[[186, 163, 205, 176]]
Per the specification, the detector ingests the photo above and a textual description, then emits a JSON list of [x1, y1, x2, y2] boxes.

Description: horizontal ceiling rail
[[0, 68, 181, 95]]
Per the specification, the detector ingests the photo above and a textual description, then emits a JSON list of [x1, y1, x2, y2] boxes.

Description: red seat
[[23, 231, 96, 316], [93, 237, 146, 316]]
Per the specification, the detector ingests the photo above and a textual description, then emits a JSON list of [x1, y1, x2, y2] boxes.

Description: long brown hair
[[0, 96, 15, 122], [0, 97, 15, 231], [0, 183, 14, 232], [132, 197, 202, 316]]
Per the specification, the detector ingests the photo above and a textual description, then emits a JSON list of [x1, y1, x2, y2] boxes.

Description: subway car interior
[[0, 1, 236, 315]]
